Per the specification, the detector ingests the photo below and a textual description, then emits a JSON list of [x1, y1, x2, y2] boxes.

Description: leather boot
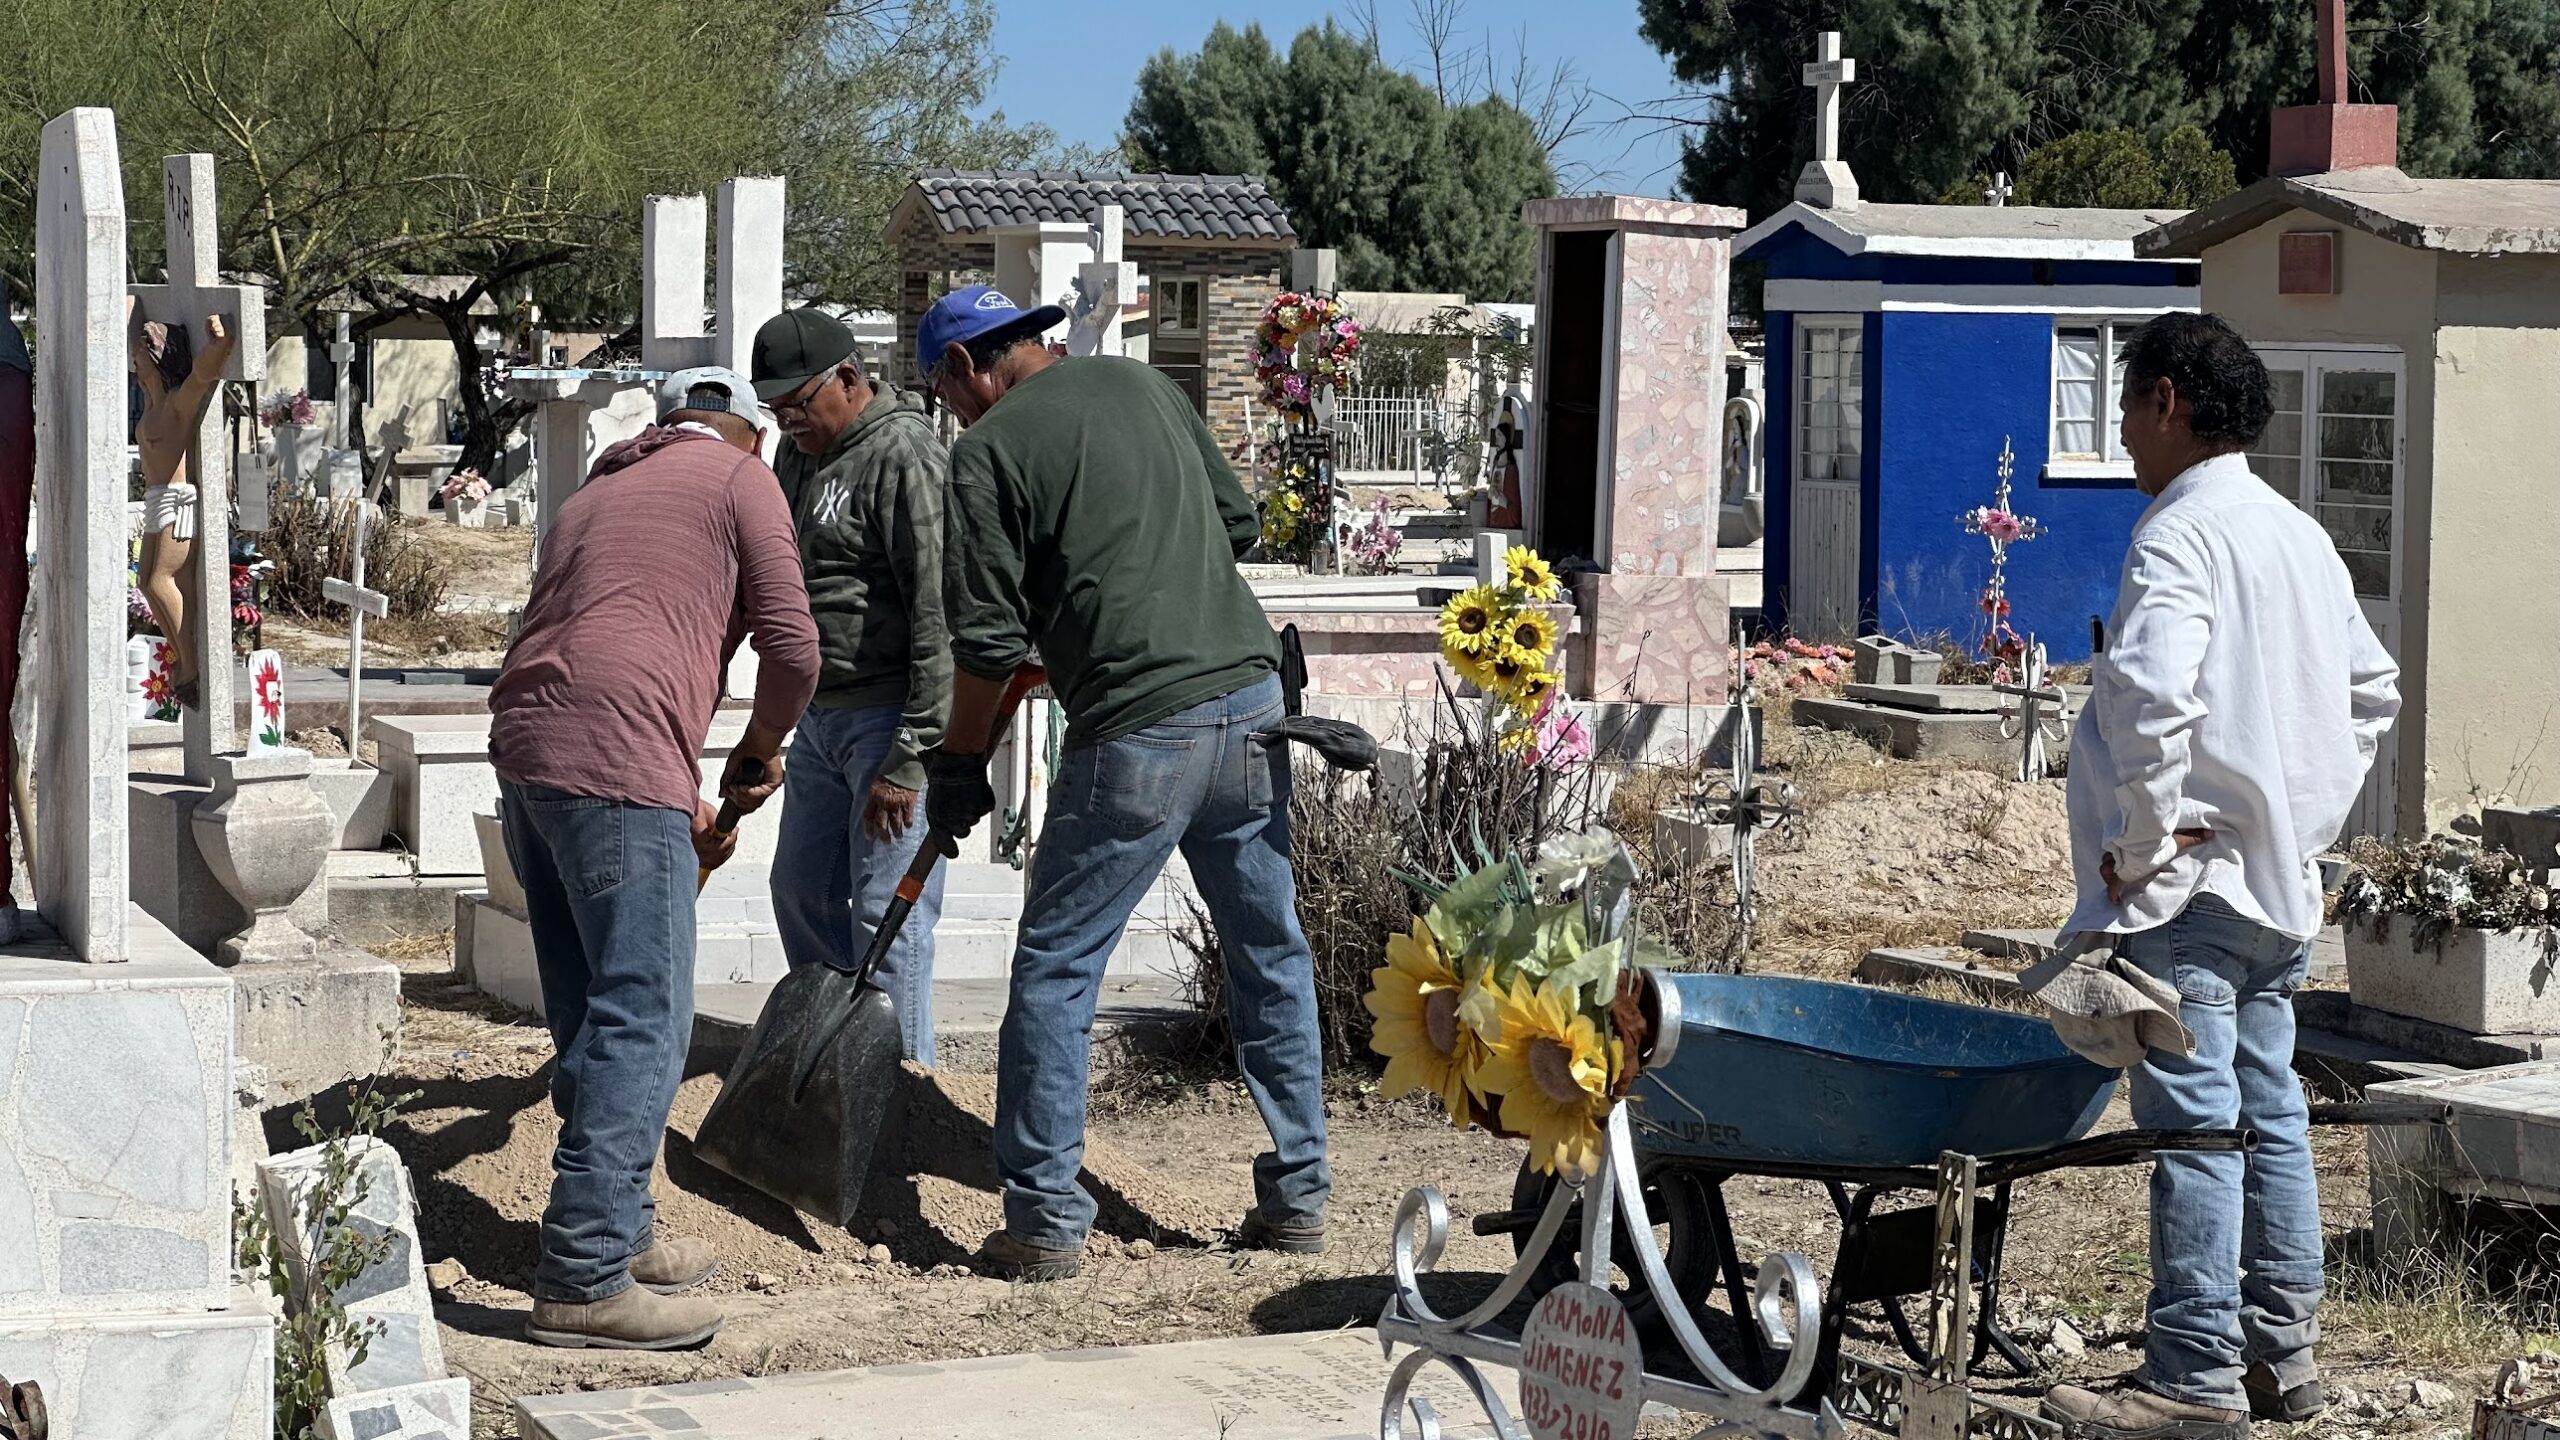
[[977, 1230, 1082, 1282], [630, 1235, 718, 1295], [1237, 1206, 1326, 1255], [2044, 1379, 2249, 1440], [2244, 1362, 2326, 1422], [525, 1285, 722, 1350]]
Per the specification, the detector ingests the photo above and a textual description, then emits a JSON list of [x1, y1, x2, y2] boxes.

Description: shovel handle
[[695, 799, 744, 893], [845, 662, 1048, 981]]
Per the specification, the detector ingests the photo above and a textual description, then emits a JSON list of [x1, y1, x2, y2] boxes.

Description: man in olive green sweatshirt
[[917, 286, 1329, 1282], [750, 308, 953, 1064]]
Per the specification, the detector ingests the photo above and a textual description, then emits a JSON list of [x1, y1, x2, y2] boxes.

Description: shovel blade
[[692, 963, 903, 1228]]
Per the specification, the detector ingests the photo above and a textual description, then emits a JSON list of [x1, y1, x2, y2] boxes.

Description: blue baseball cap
[[917, 285, 1066, 379]]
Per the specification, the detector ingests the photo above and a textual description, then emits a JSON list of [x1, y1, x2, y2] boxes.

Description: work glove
[[921, 749, 996, 841]]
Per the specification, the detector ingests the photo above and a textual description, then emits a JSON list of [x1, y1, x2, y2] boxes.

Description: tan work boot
[[1237, 1206, 1326, 1255], [977, 1230, 1083, 1282], [2044, 1380, 2249, 1440], [630, 1235, 718, 1295], [525, 1284, 722, 1350]]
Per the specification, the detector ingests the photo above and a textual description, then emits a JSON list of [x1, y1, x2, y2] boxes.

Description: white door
[[1789, 318, 1864, 640], [2248, 348, 2404, 838]]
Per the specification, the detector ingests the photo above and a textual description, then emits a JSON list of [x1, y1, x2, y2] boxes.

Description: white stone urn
[[2344, 919, 2560, 1035], [193, 751, 335, 965]]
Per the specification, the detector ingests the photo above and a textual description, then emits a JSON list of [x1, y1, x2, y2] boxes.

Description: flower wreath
[[1255, 291, 1361, 417]]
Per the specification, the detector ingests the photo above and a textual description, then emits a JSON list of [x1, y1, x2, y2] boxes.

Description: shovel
[[693, 663, 1047, 1226]]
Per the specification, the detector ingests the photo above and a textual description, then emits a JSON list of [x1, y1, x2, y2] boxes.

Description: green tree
[[1124, 21, 1556, 301], [1937, 125, 2238, 208], [1637, 0, 2560, 217], [0, 0, 1065, 471]]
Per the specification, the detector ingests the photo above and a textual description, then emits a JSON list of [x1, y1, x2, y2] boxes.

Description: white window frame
[[1792, 315, 1865, 490], [2047, 316, 2158, 480], [1156, 277, 1203, 339]]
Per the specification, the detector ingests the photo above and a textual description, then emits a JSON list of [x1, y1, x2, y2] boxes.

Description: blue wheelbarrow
[[1476, 972, 2252, 1400]]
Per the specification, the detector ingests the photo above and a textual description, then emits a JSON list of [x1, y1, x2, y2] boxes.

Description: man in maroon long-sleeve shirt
[[489, 367, 819, 1350]]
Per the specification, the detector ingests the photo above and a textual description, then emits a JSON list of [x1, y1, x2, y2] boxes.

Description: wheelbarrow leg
[[1969, 1181, 2040, 1378], [1697, 1173, 1772, 1386], [1812, 1183, 1885, 1402]]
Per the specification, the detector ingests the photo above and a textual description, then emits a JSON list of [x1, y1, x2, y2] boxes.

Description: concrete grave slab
[[2369, 1060, 2560, 1262], [517, 1329, 1521, 1440], [321, 1377, 471, 1440], [232, 945, 402, 1103], [0, 1295, 273, 1440], [0, 914, 233, 1318], [372, 712, 796, 875], [259, 1135, 447, 1396], [1793, 694, 2077, 771], [1841, 683, 2087, 714]]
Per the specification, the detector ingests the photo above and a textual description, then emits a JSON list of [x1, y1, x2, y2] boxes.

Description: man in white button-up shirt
[[2045, 314, 2400, 1440]]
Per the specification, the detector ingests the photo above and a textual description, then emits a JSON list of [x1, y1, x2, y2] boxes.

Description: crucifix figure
[[126, 298, 233, 710], [321, 500, 389, 752], [128, 152, 264, 776], [1794, 30, 1862, 208], [1985, 171, 2014, 207]]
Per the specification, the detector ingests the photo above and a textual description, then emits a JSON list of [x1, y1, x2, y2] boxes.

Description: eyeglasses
[[769, 369, 838, 419]]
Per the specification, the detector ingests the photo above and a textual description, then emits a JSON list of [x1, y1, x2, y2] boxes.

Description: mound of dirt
[[395, 1060, 1231, 1295]]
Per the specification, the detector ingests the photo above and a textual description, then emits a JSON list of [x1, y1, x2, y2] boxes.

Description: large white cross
[[129, 153, 265, 779], [320, 499, 389, 752], [1794, 32, 1862, 208], [33, 108, 132, 960], [1985, 171, 2015, 208], [1068, 204, 1135, 359]]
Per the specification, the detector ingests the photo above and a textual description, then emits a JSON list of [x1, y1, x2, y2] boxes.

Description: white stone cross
[[1794, 32, 1862, 208], [130, 152, 266, 779], [1995, 637, 2071, 783], [328, 309, 355, 454], [32, 107, 133, 961], [1068, 204, 1135, 359], [321, 500, 389, 753], [1985, 171, 2015, 208], [642, 176, 784, 375]]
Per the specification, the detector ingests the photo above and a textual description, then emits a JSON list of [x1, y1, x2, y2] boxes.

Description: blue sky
[[979, 0, 1698, 194]]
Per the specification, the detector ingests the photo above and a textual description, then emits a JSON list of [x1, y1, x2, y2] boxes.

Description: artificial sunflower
[[1505, 547, 1562, 601], [1508, 610, 1557, 663], [1449, 645, 1501, 694], [1485, 646, 1552, 703], [1475, 975, 1620, 1179], [1438, 585, 1505, 657], [1364, 920, 1489, 1128], [1507, 665, 1558, 718]]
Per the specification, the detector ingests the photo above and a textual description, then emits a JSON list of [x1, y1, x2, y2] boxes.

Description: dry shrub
[[263, 493, 450, 622]]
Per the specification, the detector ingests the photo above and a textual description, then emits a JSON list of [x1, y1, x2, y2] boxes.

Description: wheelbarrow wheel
[[1507, 1157, 1718, 1347]]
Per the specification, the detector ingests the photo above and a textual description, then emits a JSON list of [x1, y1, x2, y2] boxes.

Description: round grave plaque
[[1516, 1281, 1645, 1440]]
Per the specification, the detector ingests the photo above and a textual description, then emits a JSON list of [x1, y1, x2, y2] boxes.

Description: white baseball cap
[[657, 366, 767, 425]]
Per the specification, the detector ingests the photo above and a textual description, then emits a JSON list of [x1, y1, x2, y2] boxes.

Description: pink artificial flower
[[1529, 691, 1594, 770], [1979, 509, 2024, 543]]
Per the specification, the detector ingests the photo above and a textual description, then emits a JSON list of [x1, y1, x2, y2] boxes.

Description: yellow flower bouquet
[[1436, 545, 1592, 768], [1364, 828, 1671, 1179]]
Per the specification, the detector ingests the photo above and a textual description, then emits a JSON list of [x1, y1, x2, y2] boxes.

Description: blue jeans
[[769, 703, 943, 1066], [497, 781, 697, 1304], [2122, 893, 2322, 1409], [995, 674, 1330, 1246]]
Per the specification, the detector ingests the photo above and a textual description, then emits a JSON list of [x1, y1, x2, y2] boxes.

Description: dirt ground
[[264, 518, 530, 670], [344, 719, 2547, 1437]]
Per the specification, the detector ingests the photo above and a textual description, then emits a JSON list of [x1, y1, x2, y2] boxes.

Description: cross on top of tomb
[[2316, 0, 2347, 105], [130, 153, 265, 778], [1794, 31, 1862, 209], [1985, 172, 2014, 208]]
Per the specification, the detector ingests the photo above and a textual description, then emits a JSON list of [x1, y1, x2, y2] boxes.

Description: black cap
[[750, 308, 860, 400]]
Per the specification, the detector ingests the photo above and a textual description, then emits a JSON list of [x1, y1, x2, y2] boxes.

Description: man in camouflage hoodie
[[750, 309, 953, 1063]]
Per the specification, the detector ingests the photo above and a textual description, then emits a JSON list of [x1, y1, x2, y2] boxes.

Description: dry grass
[[369, 929, 455, 964], [265, 494, 451, 622]]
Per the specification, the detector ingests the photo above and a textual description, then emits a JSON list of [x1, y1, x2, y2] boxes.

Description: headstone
[[31, 107, 130, 963], [259, 1136, 451, 1397], [1795, 31, 1860, 208], [129, 153, 263, 778], [1291, 248, 1339, 295], [1475, 530, 1521, 586], [236, 450, 274, 531], [321, 1378, 471, 1440]]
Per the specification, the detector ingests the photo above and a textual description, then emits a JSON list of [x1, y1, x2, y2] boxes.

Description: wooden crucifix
[[128, 153, 265, 779]]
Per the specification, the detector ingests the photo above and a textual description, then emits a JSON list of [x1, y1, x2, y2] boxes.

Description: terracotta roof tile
[[909, 169, 1296, 244]]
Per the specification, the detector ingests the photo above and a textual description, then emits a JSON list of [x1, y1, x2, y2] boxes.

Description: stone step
[[516, 1329, 1522, 1440]]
